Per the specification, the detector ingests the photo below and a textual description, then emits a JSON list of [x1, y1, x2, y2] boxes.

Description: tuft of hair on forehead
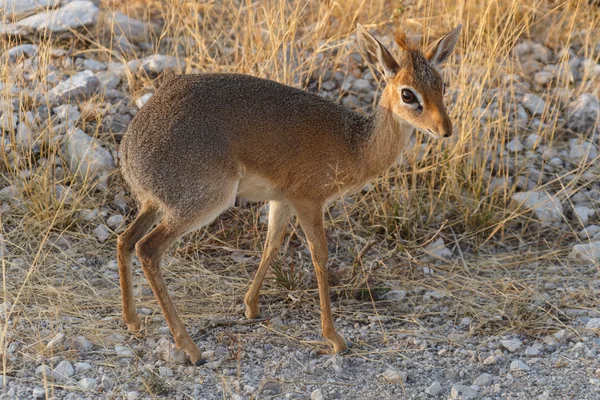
[[394, 29, 418, 52]]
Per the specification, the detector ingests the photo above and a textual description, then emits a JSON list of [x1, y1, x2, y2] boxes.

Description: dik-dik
[[118, 23, 461, 365]]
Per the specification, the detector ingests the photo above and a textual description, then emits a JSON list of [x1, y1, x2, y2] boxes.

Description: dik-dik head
[[357, 23, 461, 139]]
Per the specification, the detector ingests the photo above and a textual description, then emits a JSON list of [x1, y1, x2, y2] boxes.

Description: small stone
[[382, 368, 407, 384], [74, 362, 92, 373], [78, 377, 97, 390], [52, 360, 74, 381], [385, 290, 406, 301], [104, 11, 154, 41], [450, 384, 477, 400], [512, 191, 563, 225], [473, 373, 493, 387], [525, 345, 541, 356], [261, 381, 282, 396], [48, 70, 100, 105], [5, 44, 38, 63], [586, 318, 600, 329], [101, 375, 114, 390], [507, 138, 525, 152], [510, 359, 531, 372], [424, 238, 452, 259], [158, 366, 173, 377], [483, 355, 497, 365], [71, 335, 93, 352], [82, 59, 107, 72], [32, 387, 45, 398], [569, 140, 598, 163], [521, 93, 546, 116], [127, 391, 140, 400], [53, 104, 80, 123], [500, 338, 523, 353], [46, 332, 65, 350], [425, 381, 443, 396], [115, 345, 134, 357], [107, 214, 124, 229], [351, 79, 371, 93], [459, 317, 472, 327], [310, 389, 324, 400], [134, 54, 185, 77], [136, 93, 153, 109], [322, 80, 336, 91], [64, 128, 115, 179], [567, 93, 599, 134], [570, 243, 600, 264], [156, 338, 188, 365], [93, 225, 110, 243]]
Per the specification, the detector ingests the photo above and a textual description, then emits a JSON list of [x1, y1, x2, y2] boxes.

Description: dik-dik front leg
[[294, 201, 347, 353]]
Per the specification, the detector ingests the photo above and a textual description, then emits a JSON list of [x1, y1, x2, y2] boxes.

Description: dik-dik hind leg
[[136, 216, 207, 365], [244, 200, 292, 319], [117, 203, 162, 332], [294, 202, 347, 353]]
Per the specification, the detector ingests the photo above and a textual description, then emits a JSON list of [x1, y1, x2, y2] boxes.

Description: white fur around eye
[[398, 86, 423, 108]]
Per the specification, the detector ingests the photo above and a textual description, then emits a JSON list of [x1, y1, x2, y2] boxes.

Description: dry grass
[[1, 0, 600, 390]]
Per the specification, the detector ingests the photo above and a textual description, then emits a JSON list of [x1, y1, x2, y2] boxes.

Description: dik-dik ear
[[425, 24, 462, 65], [356, 23, 399, 78]]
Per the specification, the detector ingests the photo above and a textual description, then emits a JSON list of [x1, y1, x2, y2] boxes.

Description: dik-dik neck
[[360, 91, 413, 179]]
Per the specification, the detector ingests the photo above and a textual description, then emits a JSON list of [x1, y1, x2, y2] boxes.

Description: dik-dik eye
[[401, 89, 417, 104]]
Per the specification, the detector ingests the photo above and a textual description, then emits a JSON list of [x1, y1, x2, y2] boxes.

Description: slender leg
[[117, 203, 161, 332], [294, 202, 347, 353], [244, 200, 292, 319], [136, 217, 205, 365]]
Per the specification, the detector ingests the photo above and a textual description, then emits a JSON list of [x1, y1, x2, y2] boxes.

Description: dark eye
[[401, 89, 417, 103]]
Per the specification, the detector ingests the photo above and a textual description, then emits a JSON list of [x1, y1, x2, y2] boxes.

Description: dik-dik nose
[[440, 116, 453, 138]]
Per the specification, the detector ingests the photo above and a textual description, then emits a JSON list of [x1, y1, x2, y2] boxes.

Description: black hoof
[[194, 358, 207, 366]]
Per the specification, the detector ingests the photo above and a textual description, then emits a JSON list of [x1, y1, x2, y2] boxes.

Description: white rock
[[385, 290, 407, 301], [93, 225, 109, 242], [524, 134, 541, 149], [425, 381, 443, 396], [569, 242, 600, 263], [107, 214, 124, 229], [534, 70, 553, 86], [78, 377, 97, 390], [382, 368, 407, 384], [158, 366, 173, 377], [525, 344, 542, 356], [115, 345, 134, 357], [46, 332, 65, 350], [48, 70, 100, 105], [155, 338, 188, 365], [310, 389, 324, 400], [586, 318, 600, 329], [52, 360, 74, 381], [101, 375, 114, 390], [450, 384, 477, 400], [74, 362, 92, 373], [82, 59, 107, 72], [521, 93, 546, 116], [127, 391, 140, 400], [15, 122, 38, 152], [80, 208, 99, 222], [71, 335, 93, 352], [32, 387, 45, 398], [351, 79, 371, 93], [0, 0, 59, 20], [483, 355, 497, 365], [12, 1, 98, 34], [64, 128, 115, 179], [53, 104, 80, 123], [512, 191, 563, 225], [424, 238, 452, 259], [135, 93, 153, 109], [473, 373, 493, 387], [507, 137, 524, 152], [510, 359, 531, 372], [567, 93, 599, 133], [569, 140, 598, 163], [4, 44, 38, 63], [105, 11, 153, 41], [133, 54, 185, 77], [574, 205, 594, 225], [500, 338, 522, 352]]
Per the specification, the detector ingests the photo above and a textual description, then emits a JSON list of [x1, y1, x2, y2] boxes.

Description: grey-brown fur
[[117, 23, 461, 365]]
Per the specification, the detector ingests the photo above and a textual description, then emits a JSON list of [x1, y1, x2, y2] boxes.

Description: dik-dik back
[[117, 23, 461, 365]]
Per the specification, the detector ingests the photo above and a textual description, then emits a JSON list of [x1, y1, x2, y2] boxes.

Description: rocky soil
[[0, 0, 599, 399]]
